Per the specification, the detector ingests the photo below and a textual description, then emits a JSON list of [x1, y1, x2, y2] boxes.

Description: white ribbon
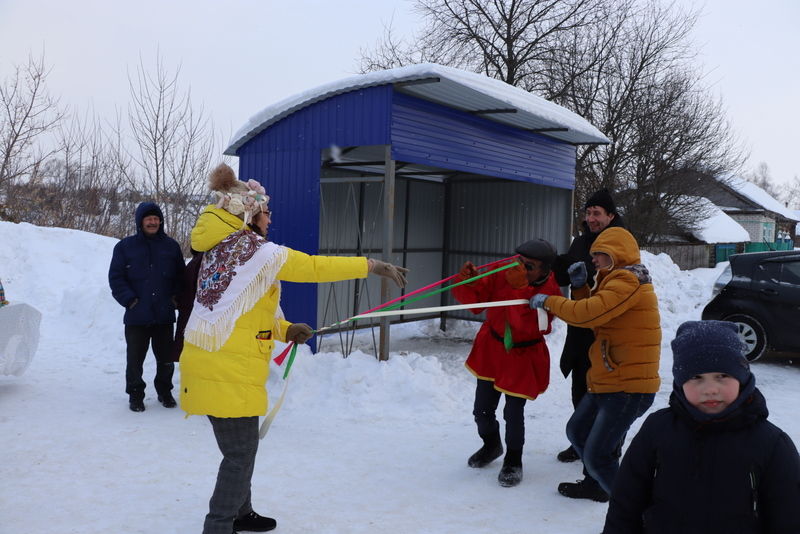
[[317, 299, 548, 333]]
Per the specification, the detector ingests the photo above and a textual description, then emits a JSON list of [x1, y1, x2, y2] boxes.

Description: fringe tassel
[[186, 246, 288, 352]]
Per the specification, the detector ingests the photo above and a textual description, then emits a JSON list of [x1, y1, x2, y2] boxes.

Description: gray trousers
[[203, 416, 258, 534]]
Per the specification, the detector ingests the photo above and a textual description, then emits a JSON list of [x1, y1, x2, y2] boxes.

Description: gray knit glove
[[567, 261, 588, 288], [367, 259, 409, 288]]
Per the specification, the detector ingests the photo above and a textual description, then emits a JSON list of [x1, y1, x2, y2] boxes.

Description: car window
[[781, 261, 800, 286], [756, 262, 781, 284]]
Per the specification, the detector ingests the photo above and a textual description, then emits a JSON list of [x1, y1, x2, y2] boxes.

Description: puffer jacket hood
[[590, 227, 640, 268], [542, 224, 661, 394], [134, 202, 165, 236], [190, 205, 247, 252]]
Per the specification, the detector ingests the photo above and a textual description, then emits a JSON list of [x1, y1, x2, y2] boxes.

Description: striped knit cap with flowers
[[208, 163, 269, 227]]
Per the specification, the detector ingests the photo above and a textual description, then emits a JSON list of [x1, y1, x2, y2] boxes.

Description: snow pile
[[642, 250, 709, 331]]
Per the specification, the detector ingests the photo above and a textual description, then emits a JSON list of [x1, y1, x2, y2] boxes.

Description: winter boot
[[497, 448, 523, 487], [557, 478, 609, 502], [233, 510, 277, 532], [468, 431, 503, 468], [556, 445, 580, 463], [129, 398, 145, 412], [157, 393, 177, 408]]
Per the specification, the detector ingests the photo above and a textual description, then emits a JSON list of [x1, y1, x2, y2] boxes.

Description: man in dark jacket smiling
[[109, 202, 185, 412]]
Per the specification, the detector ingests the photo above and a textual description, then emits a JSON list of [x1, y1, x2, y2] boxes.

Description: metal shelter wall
[[390, 92, 575, 188], [235, 84, 578, 349], [318, 178, 571, 328], [237, 86, 393, 347], [445, 179, 572, 314]]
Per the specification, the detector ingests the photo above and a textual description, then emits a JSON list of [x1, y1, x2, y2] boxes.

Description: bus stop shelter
[[225, 63, 608, 359]]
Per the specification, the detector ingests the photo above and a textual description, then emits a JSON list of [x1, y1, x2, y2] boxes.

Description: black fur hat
[[584, 188, 616, 215]]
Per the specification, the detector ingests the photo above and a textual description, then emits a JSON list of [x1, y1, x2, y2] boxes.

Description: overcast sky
[[0, 0, 797, 188]]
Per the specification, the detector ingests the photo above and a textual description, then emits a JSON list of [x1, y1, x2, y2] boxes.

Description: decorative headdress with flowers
[[208, 163, 269, 226]]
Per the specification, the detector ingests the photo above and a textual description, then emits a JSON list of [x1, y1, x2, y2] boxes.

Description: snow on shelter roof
[[225, 63, 610, 155]]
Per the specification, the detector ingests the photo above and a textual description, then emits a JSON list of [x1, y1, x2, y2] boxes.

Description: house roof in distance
[[690, 196, 750, 244], [718, 175, 799, 221]]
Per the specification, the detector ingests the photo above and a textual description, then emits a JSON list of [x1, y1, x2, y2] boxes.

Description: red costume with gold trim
[[453, 267, 561, 399]]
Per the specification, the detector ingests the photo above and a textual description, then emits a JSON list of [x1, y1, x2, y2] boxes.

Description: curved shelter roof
[[225, 63, 609, 155]]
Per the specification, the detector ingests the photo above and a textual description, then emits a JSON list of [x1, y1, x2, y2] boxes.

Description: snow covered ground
[[2, 220, 799, 534]]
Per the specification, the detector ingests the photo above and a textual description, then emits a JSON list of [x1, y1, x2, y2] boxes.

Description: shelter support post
[[379, 145, 395, 361]]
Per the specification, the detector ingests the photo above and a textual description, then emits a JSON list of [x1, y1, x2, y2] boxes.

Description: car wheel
[[724, 315, 767, 362]]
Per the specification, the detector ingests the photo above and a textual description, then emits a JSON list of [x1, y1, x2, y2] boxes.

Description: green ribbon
[[283, 342, 299, 379], [503, 322, 513, 352], [382, 261, 519, 312]]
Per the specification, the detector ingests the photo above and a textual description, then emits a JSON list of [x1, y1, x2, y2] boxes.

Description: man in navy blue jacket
[[109, 202, 185, 412]]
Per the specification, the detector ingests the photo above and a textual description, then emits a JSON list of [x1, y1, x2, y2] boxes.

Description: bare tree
[[744, 161, 785, 200], [360, 0, 612, 86], [112, 54, 217, 249], [0, 52, 64, 205], [1, 53, 220, 246], [784, 175, 800, 210], [3, 108, 138, 238], [50, 111, 127, 235], [360, 0, 745, 244]]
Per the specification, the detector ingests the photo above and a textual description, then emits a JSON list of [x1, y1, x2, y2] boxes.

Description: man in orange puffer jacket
[[530, 227, 661, 502]]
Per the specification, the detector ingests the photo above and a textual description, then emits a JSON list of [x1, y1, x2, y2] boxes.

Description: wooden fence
[[642, 244, 713, 270]]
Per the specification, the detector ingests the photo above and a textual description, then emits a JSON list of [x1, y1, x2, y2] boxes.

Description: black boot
[[557, 445, 580, 463], [558, 478, 609, 502], [497, 448, 523, 487], [157, 393, 177, 408], [129, 398, 145, 412], [468, 431, 503, 468], [233, 511, 277, 532]]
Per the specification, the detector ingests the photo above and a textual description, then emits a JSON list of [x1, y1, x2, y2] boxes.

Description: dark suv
[[702, 250, 800, 361]]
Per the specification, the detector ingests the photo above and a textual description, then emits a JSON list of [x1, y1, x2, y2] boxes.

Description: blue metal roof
[[226, 63, 608, 155]]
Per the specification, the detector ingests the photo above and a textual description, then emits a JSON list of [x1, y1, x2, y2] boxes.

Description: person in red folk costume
[[452, 239, 561, 487]]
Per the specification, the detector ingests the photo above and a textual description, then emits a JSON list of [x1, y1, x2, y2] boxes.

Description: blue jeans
[[566, 392, 654, 494]]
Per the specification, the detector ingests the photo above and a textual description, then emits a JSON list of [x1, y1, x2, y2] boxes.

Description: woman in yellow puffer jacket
[[181, 164, 407, 534], [530, 227, 660, 502]]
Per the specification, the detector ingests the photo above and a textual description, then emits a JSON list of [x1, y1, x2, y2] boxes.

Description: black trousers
[[124, 324, 174, 401], [561, 325, 595, 409], [473, 378, 527, 451], [570, 351, 591, 409]]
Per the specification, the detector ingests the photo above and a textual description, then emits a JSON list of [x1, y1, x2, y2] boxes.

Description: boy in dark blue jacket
[[109, 202, 184, 412], [603, 320, 800, 533]]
